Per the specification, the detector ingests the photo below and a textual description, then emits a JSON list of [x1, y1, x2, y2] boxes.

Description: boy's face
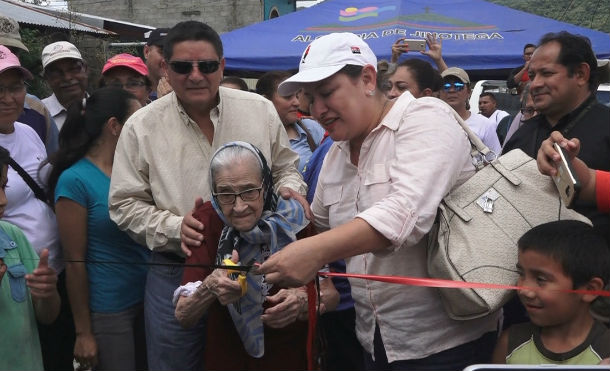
[[516, 249, 585, 328]]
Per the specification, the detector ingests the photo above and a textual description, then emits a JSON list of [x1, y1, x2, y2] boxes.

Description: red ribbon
[[319, 272, 610, 297]]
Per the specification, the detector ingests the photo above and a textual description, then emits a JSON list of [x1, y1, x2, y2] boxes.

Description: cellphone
[[402, 39, 426, 52], [551, 143, 581, 208]]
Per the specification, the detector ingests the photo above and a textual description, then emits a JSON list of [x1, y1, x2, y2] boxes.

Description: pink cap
[[0, 45, 33, 79], [102, 53, 148, 76]]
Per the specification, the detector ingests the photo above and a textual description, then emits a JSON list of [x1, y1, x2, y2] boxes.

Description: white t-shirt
[[466, 113, 502, 154], [488, 109, 510, 128], [0, 122, 62, 273]]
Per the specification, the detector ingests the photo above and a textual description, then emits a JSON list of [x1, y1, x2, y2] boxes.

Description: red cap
[[102, 53, 148, 76]]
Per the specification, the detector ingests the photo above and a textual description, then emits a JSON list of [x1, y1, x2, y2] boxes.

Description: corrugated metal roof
[[0, 0, 115, 35], [28, 3, 156, 31]]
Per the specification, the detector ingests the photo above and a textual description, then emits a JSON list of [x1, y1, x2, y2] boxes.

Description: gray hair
[[209, 144, 263, 191]]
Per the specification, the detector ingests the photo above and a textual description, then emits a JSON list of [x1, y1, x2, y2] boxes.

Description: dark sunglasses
[[442, 82, 465, 92], [169, 60, 220, 75]]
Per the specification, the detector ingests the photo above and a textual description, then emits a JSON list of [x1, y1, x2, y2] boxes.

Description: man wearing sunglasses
[[440, 67, 502, 154], [108, 21, 306, 371]]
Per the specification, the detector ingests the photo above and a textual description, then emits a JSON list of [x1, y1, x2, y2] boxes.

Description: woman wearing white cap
[[258, 33, 499, 370]]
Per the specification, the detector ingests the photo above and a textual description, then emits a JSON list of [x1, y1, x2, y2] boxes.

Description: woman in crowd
[[256, 71, 325, 172], [174, 141, 337, 371], [0, 45, 74, 370], [99, 53, 151, 107], [258, 33, 499, 371], [48, 88, 149, 370], [383, 58, 443, 99]]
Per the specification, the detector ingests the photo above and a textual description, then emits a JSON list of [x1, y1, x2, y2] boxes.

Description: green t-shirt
[[506, 321, 610, 365], [0, 220, 43, 371]]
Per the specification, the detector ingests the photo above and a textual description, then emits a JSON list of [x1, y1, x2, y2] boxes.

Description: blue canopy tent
[[221, 0, 610, 78]]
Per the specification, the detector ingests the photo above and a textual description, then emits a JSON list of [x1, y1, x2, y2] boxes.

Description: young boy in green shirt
[[492, 220, 610, 365], [0, 145, 60, 370]]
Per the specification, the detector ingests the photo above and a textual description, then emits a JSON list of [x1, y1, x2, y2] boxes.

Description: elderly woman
[[174, 141, 337, 371], [258, 33, 500, 371]]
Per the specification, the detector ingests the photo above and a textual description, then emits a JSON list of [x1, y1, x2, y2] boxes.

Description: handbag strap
[[444, 103, 522, 186], [8, 157, 49, 204]]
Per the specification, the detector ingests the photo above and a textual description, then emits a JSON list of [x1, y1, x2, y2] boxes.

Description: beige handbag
[[427, 109, 591, 321]]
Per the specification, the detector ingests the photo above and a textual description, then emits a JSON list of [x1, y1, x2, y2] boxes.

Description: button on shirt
[[109, 87, 305, 254], [311, 92, 499, 362]]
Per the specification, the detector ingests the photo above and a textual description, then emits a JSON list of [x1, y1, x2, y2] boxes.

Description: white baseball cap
[[278, 32, 377, 96], [41, 41, 83, 70]]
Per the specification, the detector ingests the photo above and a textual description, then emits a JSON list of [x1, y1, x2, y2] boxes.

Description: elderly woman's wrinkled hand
[[261, 288, 307, 328], [204, 268, 242, 306]]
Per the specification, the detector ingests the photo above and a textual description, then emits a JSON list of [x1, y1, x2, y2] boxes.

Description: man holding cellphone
[[503, 31, 610, 228]]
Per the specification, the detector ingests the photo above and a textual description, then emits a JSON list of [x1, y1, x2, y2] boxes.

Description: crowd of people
[[0, 12, 609, 371]]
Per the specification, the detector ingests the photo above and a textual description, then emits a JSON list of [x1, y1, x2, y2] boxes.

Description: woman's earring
[[367, 90, 375, 96]]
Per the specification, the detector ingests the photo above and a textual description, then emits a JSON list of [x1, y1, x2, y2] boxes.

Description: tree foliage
[[19, 28, 52, 98], [489, 0, 610, 34]]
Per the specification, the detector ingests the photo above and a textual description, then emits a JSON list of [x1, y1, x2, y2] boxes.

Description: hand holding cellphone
[[551, 143, 581, 208]]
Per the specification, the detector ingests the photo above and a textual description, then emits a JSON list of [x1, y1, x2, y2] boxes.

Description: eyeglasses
[[520, 107, 535, 116], [442, 82, 465, 92], [213, 184, 263, 205], [44, 62, 85, 80], [107, 81, 147, 90], [0, 83, 26, 97], [169, 60, 220, 75]]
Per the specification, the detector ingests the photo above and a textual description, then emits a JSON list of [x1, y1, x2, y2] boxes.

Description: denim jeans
[[364, 324, 497, 371], [144, 252, 206, 371]]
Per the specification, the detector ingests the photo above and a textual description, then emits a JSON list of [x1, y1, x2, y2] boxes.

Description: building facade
[[67, 0, 296, 33]]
